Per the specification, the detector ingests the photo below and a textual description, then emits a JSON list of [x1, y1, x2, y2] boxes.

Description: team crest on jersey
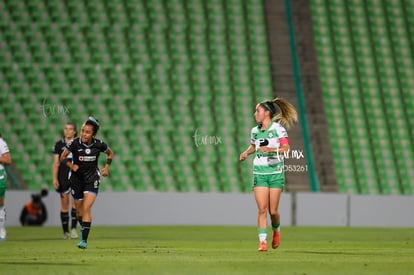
[[85, 148, 91, 154], [268, 132, 274, 138]]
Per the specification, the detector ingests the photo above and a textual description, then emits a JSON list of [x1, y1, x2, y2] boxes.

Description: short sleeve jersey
[[53, 138, 72, 182], [250, 122, 288, 175], [0, 137, 10, 170], [65, 137, 108, 183]]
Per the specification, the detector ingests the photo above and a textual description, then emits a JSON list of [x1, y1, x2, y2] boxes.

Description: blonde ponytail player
[[240, 98, 297, 252]]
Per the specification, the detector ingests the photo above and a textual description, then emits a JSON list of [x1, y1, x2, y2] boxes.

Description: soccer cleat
[[0, 228, 6, 241], [63, 232, 70, 240], [257, 241, 267, 252], [77, 240, 87, 249], [70, 228, 78, 239], [272, 230, 280, 249]]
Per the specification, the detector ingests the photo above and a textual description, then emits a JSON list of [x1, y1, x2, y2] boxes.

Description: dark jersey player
[[52, 122, 78, 239], [60, 117, 113, 249]]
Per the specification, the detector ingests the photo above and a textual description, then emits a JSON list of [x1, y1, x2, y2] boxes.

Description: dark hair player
[[52, 122, 78, 239], [60, 117, 113, 249]]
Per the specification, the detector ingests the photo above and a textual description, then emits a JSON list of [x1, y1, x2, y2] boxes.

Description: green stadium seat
[[1, 0, 272, 193], [312, 0, 414, 194]]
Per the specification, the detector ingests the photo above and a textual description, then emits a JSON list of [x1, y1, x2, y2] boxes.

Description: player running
[[60, 117, 113, 249], [52, 122, 79, 239], [239, 98, 297, 252]]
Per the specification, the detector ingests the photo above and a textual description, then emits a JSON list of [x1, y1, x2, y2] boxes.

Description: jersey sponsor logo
[[78, 156, 96, 162], [259, 139, 269, 147]]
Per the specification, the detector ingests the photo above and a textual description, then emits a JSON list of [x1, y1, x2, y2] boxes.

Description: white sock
[[0, 207, 6, 229], [259, 233, 267, 242]]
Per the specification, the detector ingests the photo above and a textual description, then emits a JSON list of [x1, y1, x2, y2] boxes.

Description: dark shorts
[[70, 174, 100, 200], [56, 175, 72, 194]]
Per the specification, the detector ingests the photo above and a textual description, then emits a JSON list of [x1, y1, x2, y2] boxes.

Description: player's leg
[[74, 198, 83, 239], [269, 188, 281, 227], [269, 174, 284, 249], [60, 191, 70, 239], [0, 169, 7, 240], [80, 192, 97, 238], [269, 188, 282, 249], [75, 199, 83, 227], [77, 192, 97, 249], [253, 175, 270, 251], [77, 179, 100, 249], [70, 177, 84, 241], [57, 176, 74, 239], [70, 196, 78, 238]]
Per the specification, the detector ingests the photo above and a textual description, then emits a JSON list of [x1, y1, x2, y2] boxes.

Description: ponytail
[[84, 116, 100, 135], [271, 97, 298, 129]]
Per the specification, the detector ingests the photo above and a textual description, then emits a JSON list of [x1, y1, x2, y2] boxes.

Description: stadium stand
[[3, 0, 412, 195], [0, 0, 272, 192], [311, 0, 414, 195]]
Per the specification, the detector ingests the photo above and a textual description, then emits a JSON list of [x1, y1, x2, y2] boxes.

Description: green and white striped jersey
[[250, 122, 288, 175]]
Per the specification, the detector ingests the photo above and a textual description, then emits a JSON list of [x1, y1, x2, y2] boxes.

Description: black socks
[[60, 212, 69, 233]]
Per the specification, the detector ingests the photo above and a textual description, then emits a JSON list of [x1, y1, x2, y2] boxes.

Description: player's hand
[[239, 151, 248, 161], [71, 164, 79, 172], [102, 167, 109, 177], [53, 179, 59, 189]]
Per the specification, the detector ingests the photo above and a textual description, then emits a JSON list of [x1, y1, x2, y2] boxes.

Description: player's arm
[[277, 139, 290, 154], [240, 144, 256, 161], [101, 148, 113, 177], [52, 154, 60, 189], [59, 148, 69, 162], [60, 149, 78, 171], [0, 152, 12, 165]]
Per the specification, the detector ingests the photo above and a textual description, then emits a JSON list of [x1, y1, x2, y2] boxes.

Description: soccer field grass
[[0, 226, 413, 274]]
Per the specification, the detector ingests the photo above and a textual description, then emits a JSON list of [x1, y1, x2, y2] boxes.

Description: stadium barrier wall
[[5, 191, 414, 227], [5, 191, 292, 227]]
